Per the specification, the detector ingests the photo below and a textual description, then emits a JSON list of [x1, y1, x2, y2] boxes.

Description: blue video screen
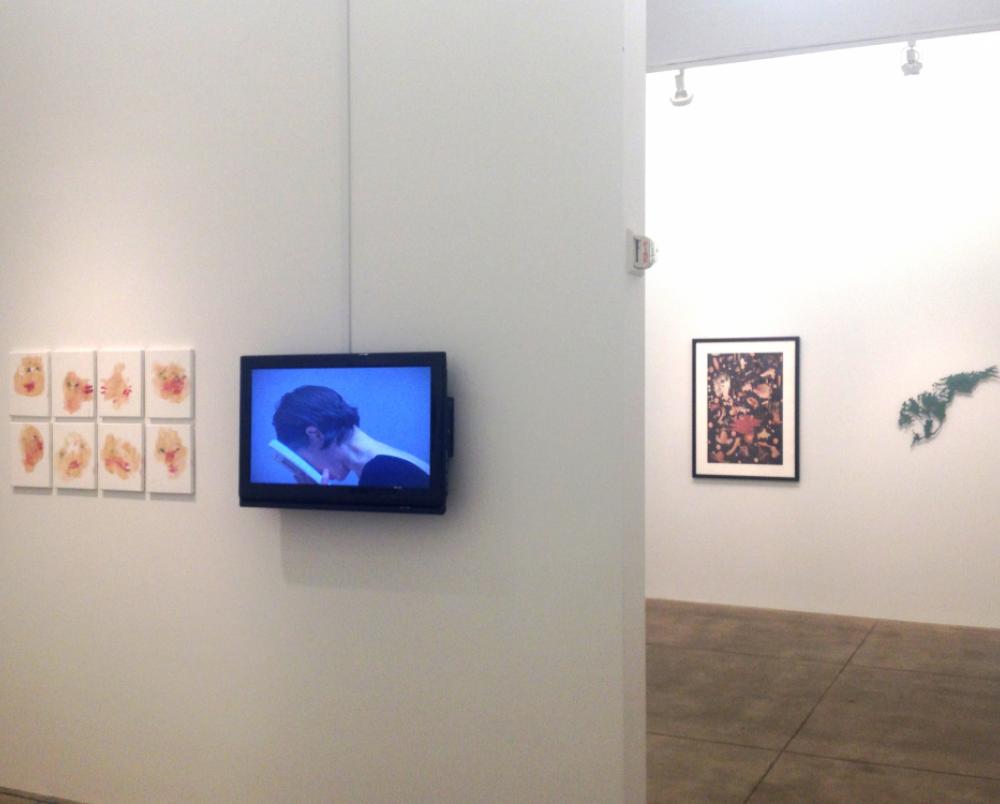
[[249, 366, 432, 488]]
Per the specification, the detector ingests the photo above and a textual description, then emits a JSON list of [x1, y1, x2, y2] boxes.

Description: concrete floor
[[647, 599, 1000, 803]]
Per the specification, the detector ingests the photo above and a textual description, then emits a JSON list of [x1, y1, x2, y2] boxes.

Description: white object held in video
[[268, 439, 324, 484]]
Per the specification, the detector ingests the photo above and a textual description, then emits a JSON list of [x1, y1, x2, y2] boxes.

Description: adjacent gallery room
[[644, 26, 1000, 804]]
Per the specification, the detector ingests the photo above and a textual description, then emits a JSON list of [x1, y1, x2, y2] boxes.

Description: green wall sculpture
[[898, 366, 998, 445]]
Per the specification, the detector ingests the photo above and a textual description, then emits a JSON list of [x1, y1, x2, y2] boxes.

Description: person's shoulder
[[360, 455, 430, 488]]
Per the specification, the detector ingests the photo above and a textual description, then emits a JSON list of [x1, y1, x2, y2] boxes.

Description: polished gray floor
[[647, 599, 1000, 803]]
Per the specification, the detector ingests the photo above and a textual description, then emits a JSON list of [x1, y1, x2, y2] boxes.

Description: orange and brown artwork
[[155, 428, 188, 478], [101, 434, 141, 480], [152, 362, 189, 404], [707, 352, 784, 465], [20, 424, 45, 473], [57, 432, 93, 480], [13, 355, 45, 397], [62, 371, 95, 415], [100, 363, 133, 410]]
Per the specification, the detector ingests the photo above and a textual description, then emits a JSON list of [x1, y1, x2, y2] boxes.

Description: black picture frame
[[692, 337, 800, 481]]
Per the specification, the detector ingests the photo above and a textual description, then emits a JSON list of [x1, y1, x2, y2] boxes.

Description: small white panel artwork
[[11, 421, 51, 488], [9, 351, 51, 417], [97, 350, 143, 417], [146, 423, 194, 494], [145, 349, 194, 419], [52, 351, 96, 418], [97, 422, 144, 492], [53, 422, 98, 490]]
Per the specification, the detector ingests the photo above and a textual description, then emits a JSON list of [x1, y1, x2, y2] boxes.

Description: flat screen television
[[239, 352, 452, 513]]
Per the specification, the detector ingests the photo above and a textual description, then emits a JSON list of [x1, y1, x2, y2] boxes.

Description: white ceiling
[[648, 0, 1000, 71]]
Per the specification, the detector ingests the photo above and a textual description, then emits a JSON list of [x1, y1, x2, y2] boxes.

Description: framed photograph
[[693, 337, 799, 481], [145, 349, 194, 419]]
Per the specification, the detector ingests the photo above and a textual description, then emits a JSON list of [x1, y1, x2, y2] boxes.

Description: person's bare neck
[[339, 427, 430, 476], [339, 428, 382, 476]]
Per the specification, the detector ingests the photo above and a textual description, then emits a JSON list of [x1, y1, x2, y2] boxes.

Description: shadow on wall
[[13, 488, 55, 497], [278, 501, 505, 597], [691, 478, 803, 492]]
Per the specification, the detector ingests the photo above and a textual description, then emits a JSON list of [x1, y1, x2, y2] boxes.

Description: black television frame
[[239, 352, 452, 514]]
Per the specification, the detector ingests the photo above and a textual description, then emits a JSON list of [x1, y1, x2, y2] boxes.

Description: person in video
[[272, 385, 430, 488]]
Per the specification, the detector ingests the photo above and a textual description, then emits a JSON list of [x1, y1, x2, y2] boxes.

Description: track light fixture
[[901, 40, 923, 76], [670, 69, 693, 107]]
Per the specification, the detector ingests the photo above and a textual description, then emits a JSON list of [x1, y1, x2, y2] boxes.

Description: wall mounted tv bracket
[[446, 397, 455, 458], [443, 396, 455, 492]]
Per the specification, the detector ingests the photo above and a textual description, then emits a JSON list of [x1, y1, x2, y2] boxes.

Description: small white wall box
[[632, 233, 657, 270]]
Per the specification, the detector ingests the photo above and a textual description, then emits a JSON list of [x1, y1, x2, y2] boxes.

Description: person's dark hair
[[273, 386, 359, 449]]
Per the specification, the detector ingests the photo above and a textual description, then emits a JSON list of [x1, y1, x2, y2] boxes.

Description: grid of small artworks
[[9, 348, 195, 496]]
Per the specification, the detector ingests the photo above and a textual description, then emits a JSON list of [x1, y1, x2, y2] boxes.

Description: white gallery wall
[[348, 2, 646, 801], [646, 33, 1000, 628], [0, 2, 645, 803]]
